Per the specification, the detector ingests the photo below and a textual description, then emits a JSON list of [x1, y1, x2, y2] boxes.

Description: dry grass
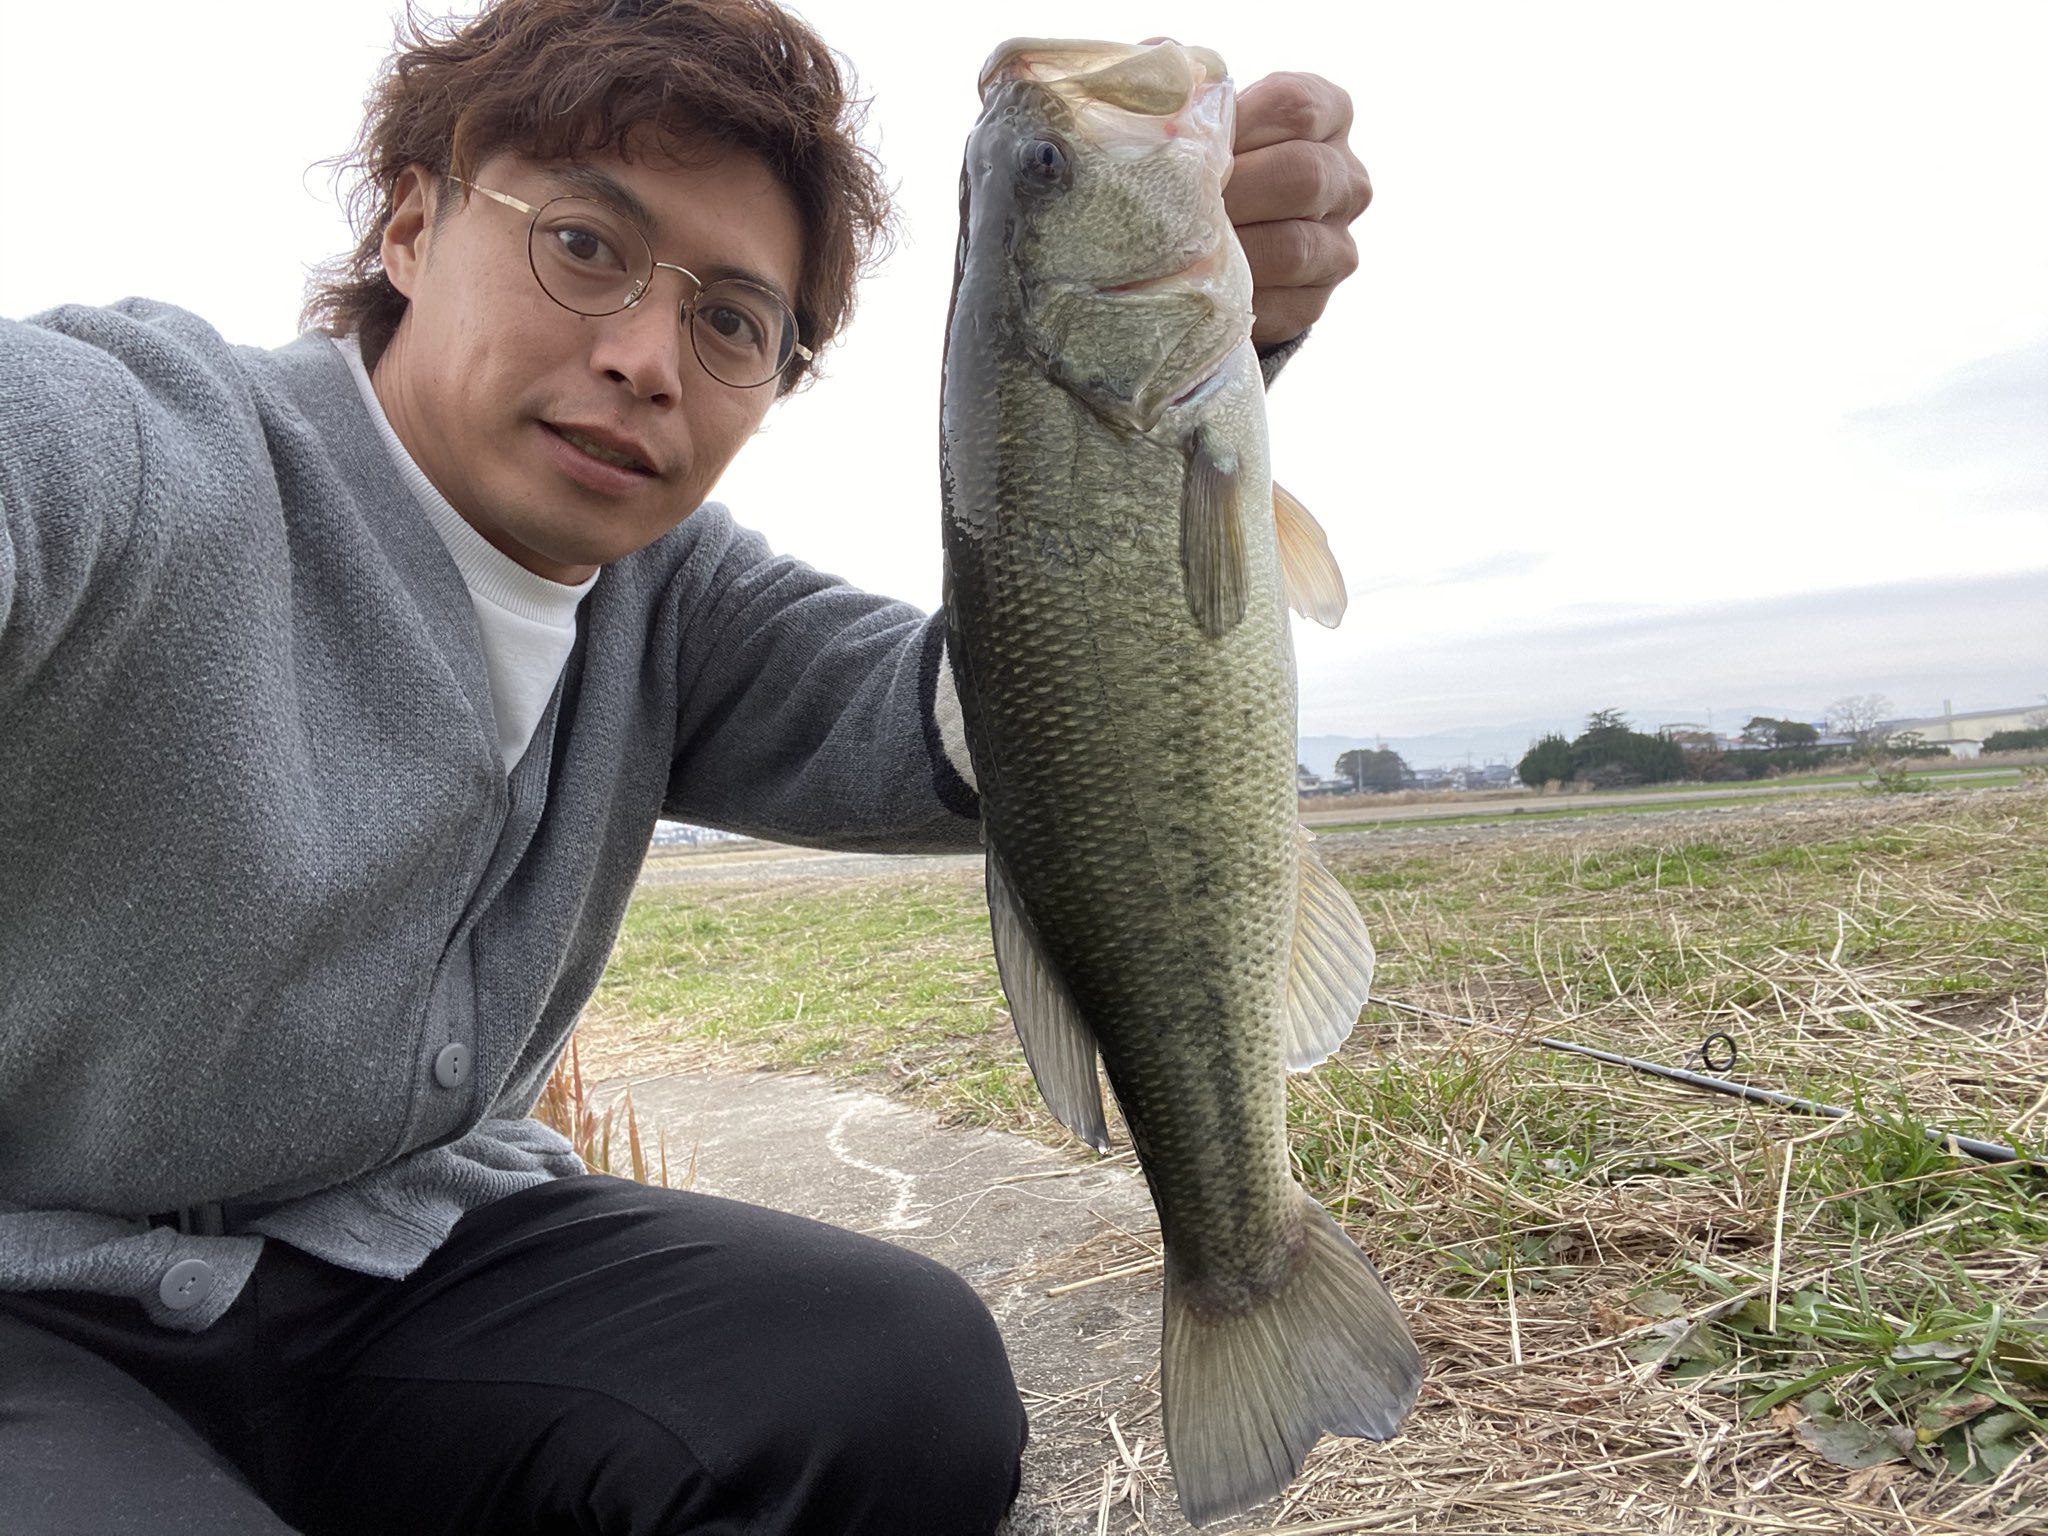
[[580, 784, 2048, 1533], [532, 1036, 674, 1186]]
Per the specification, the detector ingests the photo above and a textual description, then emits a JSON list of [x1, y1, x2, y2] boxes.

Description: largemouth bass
[[940, 37, 1423, 1527]]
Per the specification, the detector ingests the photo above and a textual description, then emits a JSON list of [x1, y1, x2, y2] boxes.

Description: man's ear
[[381, 167, 439, 299]]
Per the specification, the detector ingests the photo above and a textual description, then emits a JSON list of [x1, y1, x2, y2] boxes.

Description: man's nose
[[592, 277, 693, 404]]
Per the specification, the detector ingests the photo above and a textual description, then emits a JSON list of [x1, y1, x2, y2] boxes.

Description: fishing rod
[[1377, 997, 2037, 1168]]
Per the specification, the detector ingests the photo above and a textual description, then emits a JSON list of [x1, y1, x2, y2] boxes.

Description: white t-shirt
[[334, 336, 595, 771]]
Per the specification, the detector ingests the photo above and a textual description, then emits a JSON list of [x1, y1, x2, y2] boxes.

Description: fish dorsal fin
[[1273, 482, 1348, 628], [986, 850, 1111, 1151], [1283, 825, 1376, 1070], [1180, 428, 1250, 639]]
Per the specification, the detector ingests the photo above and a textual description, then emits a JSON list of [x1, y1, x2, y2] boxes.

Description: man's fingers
[[1225, 140, 1369, 226], [1233, 72, 1353, 154], [1237, 217, 1359, 294], [1250, 286, 1332, 348], [1226, 70, 1371, 348]]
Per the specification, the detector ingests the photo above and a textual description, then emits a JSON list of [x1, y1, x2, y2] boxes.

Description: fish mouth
[[979, 38, 1228, 117], [978, 38, 1237, 208]]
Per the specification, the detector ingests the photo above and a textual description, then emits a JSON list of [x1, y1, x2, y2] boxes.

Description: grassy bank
[[1302, 763, 2032, 829], [581, 787, 2048, 1532]]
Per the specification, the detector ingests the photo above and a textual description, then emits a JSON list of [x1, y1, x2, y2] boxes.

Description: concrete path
[[608, 1070, 1210, 1534]]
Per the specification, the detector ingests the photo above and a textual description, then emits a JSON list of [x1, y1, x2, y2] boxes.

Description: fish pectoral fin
[[1283, 826, 1376, 1071], [1180, 428, 1250, 639], [986, 850, 1112, 1152], [1273, 482, 1348, 628]]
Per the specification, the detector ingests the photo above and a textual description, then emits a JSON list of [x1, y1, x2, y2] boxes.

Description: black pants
[[0, 1176, 1028, 1535]]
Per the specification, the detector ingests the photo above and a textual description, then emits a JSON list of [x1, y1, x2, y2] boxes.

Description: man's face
[[374, 138, 806, 583]]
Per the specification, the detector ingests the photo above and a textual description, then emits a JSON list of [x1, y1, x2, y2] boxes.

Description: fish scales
[[942, 37, 1421, 1527], [962, 353, 1301, 1280]]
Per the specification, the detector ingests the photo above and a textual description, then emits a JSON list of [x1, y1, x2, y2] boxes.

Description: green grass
[[1596, 765, 2023, 795], [1310, 792, 1814, 834], [583, 786, 2048, 1527], [592, 872, 1013, 1085]]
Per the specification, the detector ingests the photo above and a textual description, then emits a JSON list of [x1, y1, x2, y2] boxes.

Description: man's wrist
[[1255, 327, 1310, 388]]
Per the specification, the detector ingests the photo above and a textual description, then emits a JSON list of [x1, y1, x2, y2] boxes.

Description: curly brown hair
[[303, 0, 892, 392]]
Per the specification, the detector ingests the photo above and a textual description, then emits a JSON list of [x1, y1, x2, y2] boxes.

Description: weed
[[1868, 763, 1933, 795], [533, 1035, 671, 1186]]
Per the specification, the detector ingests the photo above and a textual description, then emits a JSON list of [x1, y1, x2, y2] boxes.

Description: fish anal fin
[[1283, 825, 1376, 1071], [1163, 1191, 1421, 1525], [1180, 430, 1250, 639], [1273, 482, 1347, 627], [986, 851, 1111, 1152]]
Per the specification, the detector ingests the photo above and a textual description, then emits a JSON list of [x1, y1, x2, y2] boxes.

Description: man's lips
[[543, 422, 659, 476]]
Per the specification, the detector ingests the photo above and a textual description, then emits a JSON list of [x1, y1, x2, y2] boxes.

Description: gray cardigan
[[0, 300, 979, 1330]]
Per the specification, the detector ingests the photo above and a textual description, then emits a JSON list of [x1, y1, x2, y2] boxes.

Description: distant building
[[1297, 765, 1347, 796], [1406, 762, 1514, 792], [650, 820, 750, 848], [1883, 703, 2044, 758]]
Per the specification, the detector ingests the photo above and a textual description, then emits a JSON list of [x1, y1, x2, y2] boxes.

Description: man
[[0, 1, 1373, 1531]]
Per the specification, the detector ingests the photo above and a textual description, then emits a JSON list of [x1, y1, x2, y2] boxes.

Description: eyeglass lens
[[525, 197, 798, 387]]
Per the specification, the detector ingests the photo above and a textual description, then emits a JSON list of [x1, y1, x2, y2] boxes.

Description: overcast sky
[[3, 1, 2042, 747]]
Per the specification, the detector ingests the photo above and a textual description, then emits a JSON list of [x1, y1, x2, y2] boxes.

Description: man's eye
[[553, 225, 624, 271], [700, 302, 767, 348]]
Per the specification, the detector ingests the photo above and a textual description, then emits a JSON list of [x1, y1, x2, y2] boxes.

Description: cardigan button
[[434, 1042, 473, 1089], [158, 1259, 216, 1312]]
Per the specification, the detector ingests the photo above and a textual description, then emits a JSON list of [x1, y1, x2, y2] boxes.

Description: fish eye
[[1017, 137, 1070, 190]]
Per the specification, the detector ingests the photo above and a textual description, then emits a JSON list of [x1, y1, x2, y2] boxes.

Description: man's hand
[[1226, 73, 1373, 348]]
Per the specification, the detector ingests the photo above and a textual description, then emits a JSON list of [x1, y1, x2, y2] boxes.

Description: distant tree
[[1561, 709, 1687, 785], [1985, 727, 2048, 753], [1667, 728, 1724, 781], [1827, 694, 1893, 749], [1335, 747, 1412, 793], [1617, 733, 1686, 784], [1516, 734, 1574, 787], [1571, 709, 1636, 770], [1681, 742, 1737, 780], [1741, 716, 1819, 748], [1519, 712, 1693, 788]]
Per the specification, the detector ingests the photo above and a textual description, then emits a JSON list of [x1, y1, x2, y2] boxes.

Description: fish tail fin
[[1162, 1191, 1421, 1526]]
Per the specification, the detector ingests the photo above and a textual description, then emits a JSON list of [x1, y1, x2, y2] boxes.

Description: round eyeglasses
[[452, 178, 811, 390]]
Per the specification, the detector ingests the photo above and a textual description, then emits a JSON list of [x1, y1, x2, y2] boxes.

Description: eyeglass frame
[[446, 175, 813, 389]]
